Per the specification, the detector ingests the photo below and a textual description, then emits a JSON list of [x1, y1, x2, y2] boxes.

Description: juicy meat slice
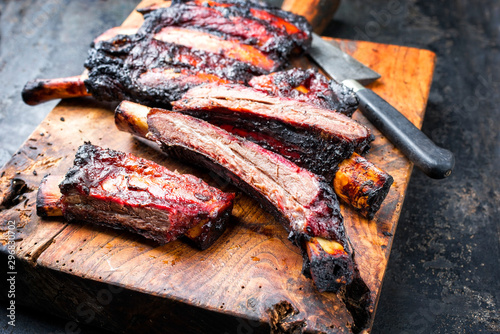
[[153, 27, 280, 72], [51, 143, 234, 245], [249, 68, 359, 116], [172, 83, 373, 180], [185, 0, 312, 52], [37, 174, 227, 250], [139, 2, 305, 56], [148, 109, 346, 242], [84, 35, 255, 106], [115, 101, 359, 292], [214, 125, 392, 218]]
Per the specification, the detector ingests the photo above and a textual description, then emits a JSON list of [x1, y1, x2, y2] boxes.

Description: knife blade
[[310, 33, 381, 85], [308, 33, 455, 179]]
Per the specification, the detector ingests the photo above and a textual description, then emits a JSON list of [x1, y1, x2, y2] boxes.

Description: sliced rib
[[23, 0, 312, 106], [36, 143, 234, 246], [139, 3, 295, 56], [115, 100, 360, 292], [184, 0, 312, 52], [249, 68, 359, 116], [172, 83, 373, 181], [152, 27, 280, 72]]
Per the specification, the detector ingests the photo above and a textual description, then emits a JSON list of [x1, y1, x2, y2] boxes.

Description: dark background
[[0, 0, 498, 333]]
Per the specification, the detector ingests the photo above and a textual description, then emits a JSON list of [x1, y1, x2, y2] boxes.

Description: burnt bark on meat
[[83, 1, 311, 106], [138, 2, 309, 57], [172, 83, 373, 181], [23, 0, 312, 106], [36, 143, 234, 246], [184, 0, 312, 52], [83, 34, 249, 107], [116, 101, 373, 329], [249, 68, 359, 116], [140, 0, 312, 54], [116, 101, 360, 291], [36, 176, 227, 250]]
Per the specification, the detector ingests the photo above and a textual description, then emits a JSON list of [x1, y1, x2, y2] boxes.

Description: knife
[[309, 33, 455, 179], [282, 0, 454, 179]]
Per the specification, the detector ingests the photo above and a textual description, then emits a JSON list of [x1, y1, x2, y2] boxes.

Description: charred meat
[[172, 83, 373, 181], [249, 68, 359, 116], [23, 0, 312, 106], [83, 34, 247, 107], [36, 143, 234, 247], [140, 0, 312, 55], [115, 101, 363, 293], [83, 1, 311, 106]]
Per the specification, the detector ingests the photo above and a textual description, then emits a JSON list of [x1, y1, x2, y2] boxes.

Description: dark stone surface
[[0, 0, 498, 333], [330, 1, 500, 333], [0, 0, 138, 166]]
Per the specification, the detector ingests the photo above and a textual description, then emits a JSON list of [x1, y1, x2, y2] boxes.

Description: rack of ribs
[[172, 83, 374, 181], [36, 143, 235, 249], [115, 101, 372, 327], [25, 70, 392, 219], [22, 0, 312, 107], [20, 0, 393, 218]]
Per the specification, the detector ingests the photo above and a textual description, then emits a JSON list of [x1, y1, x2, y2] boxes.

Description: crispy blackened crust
[[139, 3, 299, 57], [83, 34, 250, 106], [172, 83, 373, 181], [145, 108, 356, 284], [58, 143, 234, 245], [84, 1, 312, 105], [249, 68, 359, 116], [177, 0, 312, 53]]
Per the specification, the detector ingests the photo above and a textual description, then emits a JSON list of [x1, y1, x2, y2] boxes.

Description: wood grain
[[0, 1, 435, 333]]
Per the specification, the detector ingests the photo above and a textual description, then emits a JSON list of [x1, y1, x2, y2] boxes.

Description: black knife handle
[[352, 85, 455, 179]]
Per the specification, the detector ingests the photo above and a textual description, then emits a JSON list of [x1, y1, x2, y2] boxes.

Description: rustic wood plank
[[334, 40, 436, 329], [0, 1, 436, 333]]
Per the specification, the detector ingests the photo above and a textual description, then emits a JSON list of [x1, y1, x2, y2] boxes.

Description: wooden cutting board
[[0, 1, 435, 333]]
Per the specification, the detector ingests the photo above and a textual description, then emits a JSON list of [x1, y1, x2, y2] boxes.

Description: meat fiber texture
[[175, 0, 312, 53], [172, 83, 373, 181], [58, 143, 234, 244], [83, 0, 312, 106], [249, 68, 359, 116], [144, 109, 351, 257]]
